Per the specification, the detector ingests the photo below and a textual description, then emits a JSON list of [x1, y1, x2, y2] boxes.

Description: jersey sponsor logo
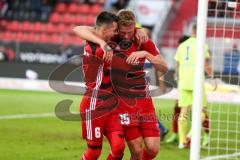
[[83, 50, 90, 56], [119, 113, 130, 125]]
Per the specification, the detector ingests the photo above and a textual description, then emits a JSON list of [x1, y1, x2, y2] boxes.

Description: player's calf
[[142, 137, 160, 159], [107, 139, 125, 160], [81, 143, 102, 160], [106, 131, 125, 160], [127, 138, 143, 160]]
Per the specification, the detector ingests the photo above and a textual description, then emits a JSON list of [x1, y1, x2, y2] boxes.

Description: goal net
[[200, 0, 240, 159]]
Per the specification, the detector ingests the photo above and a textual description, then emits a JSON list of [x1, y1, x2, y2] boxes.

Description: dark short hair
[[178, 35, 190, 44], [96, 11, 118, 27]]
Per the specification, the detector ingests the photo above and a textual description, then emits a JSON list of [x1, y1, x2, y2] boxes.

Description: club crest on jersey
[[83, 50, 90, 56]]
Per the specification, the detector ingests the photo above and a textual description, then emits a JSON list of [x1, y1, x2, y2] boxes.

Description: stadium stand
[[0, 0, 238, 82], [160, 0, 197, 48], [0, 0, 104, 45], [159, 0, 240, 48]]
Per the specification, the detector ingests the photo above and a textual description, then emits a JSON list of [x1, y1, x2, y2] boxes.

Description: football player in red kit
[[74, 10, 168, 160], [112, 10, 168, 160], [79, 11, 125, 160]]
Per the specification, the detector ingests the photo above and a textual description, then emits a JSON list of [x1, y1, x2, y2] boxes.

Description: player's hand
[[135, 29, 148, 45], [100, 41, 113, 63], [209, 78, 218, 91], [126, 51, 148, 65]]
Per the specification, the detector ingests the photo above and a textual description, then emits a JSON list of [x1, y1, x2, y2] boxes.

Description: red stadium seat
[[63, 35, 71, 45], [64, 24, 72, 32], [73, 36, 83, 45], [8, 21, 19, 31], [40, 23, 46, 32], [71, 14, 79, 24], [33, 22, 43, 33], [49, 13, 61, 23], [78, 4, 90, 14], [91, 4, 102, 15], [75, 15, 86, 24], [68, 3, 78, 14], [62, 14, 76, 24], [15, 32, 22, 41], [0, 32, 3, 39], [69, 14, 76, 24], [55, 3, 67, 13], [50, 34, 62, 44], [45, 23, 55, 33], [63, 24, 75, 34], [0, 20, 7, 26], [85, 15, 95, 25], [21, 21, 32, 32], [15, 32, 28, 42], [28, 33, 39, 42], [56, 23, 66, 33], [0, 20, 7, 30], [236, 4, 240, 18], [4, 31, 15, 41], [39, 33, 50, 43]]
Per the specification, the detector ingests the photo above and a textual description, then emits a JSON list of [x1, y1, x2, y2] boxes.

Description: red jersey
[[82, 41, 118, 115], [111, 39, 160, 99], [110, 40, 160, 136], [80, 42, 122, 141], [82, 41, 112, 95]]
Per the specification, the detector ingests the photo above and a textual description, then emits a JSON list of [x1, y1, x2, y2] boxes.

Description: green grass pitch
[[0, 89, 239, 160]]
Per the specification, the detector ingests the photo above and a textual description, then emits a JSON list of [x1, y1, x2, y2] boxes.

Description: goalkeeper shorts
[[178, 89, 207, 107]]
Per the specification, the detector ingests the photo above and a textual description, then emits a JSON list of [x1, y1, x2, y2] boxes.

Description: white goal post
[[191, 1, 240, 160], [190, 0, 209, 160]]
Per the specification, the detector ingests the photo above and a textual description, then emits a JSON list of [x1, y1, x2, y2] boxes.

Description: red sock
[[173, 104, 181, 133], [202, 115, 209, 133]]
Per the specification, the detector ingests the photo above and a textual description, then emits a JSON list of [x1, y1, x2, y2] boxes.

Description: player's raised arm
[[134, 28, 149, 44], [126, 50, 168, 74], [147, 53, 168, 74], [73, 26, 107, 50], [134, 39, 168, 74], [73, 25, 113, 62]]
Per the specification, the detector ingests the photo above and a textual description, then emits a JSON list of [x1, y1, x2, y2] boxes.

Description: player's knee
[[128, 143, 142, 160], [111, 140, 125, 156], [131, 147, 143, 160], [145, 143, 160, 158]]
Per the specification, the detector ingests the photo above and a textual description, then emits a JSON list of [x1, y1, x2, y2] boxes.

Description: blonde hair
[[117, 9, 136, 26]]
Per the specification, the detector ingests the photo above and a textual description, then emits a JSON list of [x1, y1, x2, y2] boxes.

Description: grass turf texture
[[0, 89, 239, 160]]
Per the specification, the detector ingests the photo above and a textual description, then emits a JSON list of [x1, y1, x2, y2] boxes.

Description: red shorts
[[80, 96, 123, 141], [116, 97, 160, 141]]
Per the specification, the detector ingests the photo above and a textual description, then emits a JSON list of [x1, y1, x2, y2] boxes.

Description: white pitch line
[[0, 113, 55, 120]]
